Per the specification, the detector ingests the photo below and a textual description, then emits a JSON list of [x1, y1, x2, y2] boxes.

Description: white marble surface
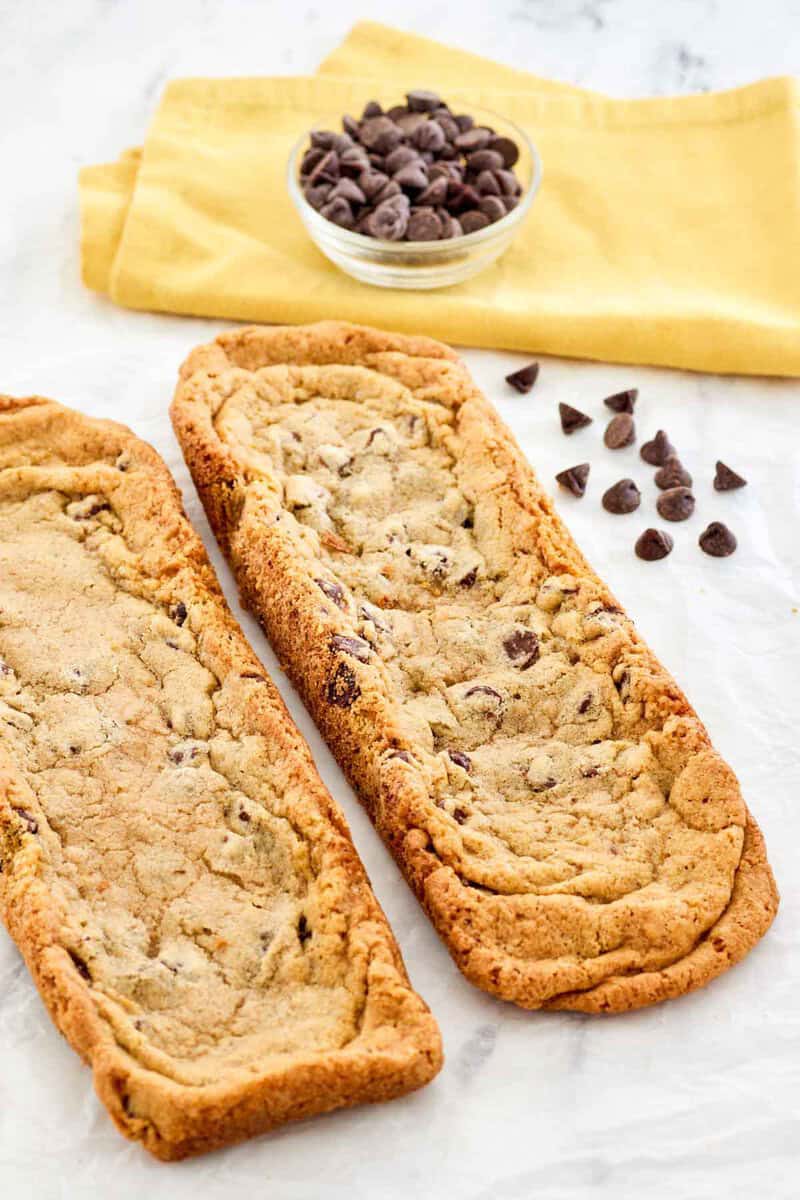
[[1, 2, 799, 1197]]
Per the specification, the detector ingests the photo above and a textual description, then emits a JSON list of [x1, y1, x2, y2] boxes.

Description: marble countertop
[[0, 2, 798, 1197]]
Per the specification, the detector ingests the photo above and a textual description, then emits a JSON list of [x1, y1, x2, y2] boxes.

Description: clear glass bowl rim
[[286, 107, 542, 256]]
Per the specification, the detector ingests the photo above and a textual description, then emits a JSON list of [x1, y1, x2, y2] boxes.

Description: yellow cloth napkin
[[79, 21, 800, 375]]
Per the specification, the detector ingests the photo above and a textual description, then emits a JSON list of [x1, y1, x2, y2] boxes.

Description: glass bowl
[[287, 105, 541, 290]]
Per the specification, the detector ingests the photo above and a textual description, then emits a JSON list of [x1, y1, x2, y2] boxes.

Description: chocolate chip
[[301, 146, 325, 176], [330, 177, 366, 205], [447, 749, 472, 772], [655, 456, 692, 490], [577, 693, 593, 714], [466, 149, 504, 173], [414, 120, 446, 152], [359, 169, 390, 200], [326, 662, 361, 708], [169, 601, 187, 626], [366, 194, 410, 240], [361, 101, 383, 119], [603, 388, 637, 413], [384, 145, 418, 174], [714, 461, 747, 491], [407, 207, 442, 240], [505, 362, 540, 393], [330, 634, 371, 662], [559, 403, 593, 435], [460, 210, 490, 234], [641, 430, 675, 466], [320, 196, 354, 229], [476, 169, 501, 195], [458, 566, 478, 589], [635, 528, 674, 560], [360, 116, 403, 155], [478, 195, 506, 222], [417, 176, 449, 206], [602, 478, 641, 514], [503, 629, 540, 669], [308, 150, 340, 186], [454, 113, 474, 132], [455, 127, 491, 153], [13, 807, 38, 834], [305, 184, 331, 211], [495, 169, 521, 197], [315, 578, 347, 608], [388, 750, 412, 763], [69, 950, 92, 981], [406, 89, 441, 112], [699, 521, 737, 557], [342, 114, 360, 139], [555, 462, 590, 497], [604, 413, 636, 449], [489, 136, 519, 167], [310, 130, 336, 151], [453, 807, 469, 825], [657, 486, 695, 522], [297, 915, 312, 945]]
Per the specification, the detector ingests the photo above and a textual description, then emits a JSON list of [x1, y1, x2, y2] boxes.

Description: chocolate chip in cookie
[[714, 461, 747, 491], [699, 521, 737, 557], [555, 462, 590, 497], [604, 413, 636, 449], [331, 634, 371, 662], [326, 662, 361, 707], [635, 528, 674, 560], [602, 478, 641, 514], [503, 629, 540, 669], [505, 362, 540, 393], [559, 403, 593, 435], [657, 486, 695, 522], [447, 749, 472, 772]]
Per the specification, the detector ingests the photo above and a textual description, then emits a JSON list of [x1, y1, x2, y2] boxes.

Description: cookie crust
[[0, 394, 442, 1160], [171, 322, 778, 1014]]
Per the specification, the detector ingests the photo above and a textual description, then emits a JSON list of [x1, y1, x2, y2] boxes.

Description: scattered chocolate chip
[[699, 521, 737, 557], [657, 486, 695, 522], [604, 413, 636, 449], [13, 807, 38, 834], [315, 578, 347, 609], [453, 807, 469, 825], [555, 462, 590, 497], [447, 749, 472, 772], [640, 430, 675, 466], [580, 765, 599, 778], [331, 634, 371, 662], [239, 809, 251, 823], [297, 915, 312, 945], [68, 950, 92, 981], [388, 749, 412, 763], [603, 388, 638, 413], [458, 566, 478, 588], [655, 456, 693, 490], [602, 478, 641, 514], [505, 362, 540, 393], [577, 693, 593, 714], [503, 629, 540, 670], [714, 461, 747, 491], [559, 403, 593, 435], [326, 662, 360, 708], [169, 601, 188, 626], [635, 528, 674, 561]]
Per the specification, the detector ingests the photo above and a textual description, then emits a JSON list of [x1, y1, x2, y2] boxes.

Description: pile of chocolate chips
[[299, 91, 523, 241], [505, 366, 745, 561]]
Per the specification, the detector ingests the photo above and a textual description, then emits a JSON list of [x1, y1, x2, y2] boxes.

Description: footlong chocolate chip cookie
[[0, 395, 441, 1160], [171, 322, 778, 1014]]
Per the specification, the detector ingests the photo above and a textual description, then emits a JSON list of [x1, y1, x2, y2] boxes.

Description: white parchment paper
[[0, 317, 797, 1200]]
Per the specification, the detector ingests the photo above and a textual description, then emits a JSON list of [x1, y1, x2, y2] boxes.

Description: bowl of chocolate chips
[[288, 90, 541, 289]]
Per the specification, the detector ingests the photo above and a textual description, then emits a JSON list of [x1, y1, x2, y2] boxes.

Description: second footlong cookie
[[172, 322, 778, 1013]]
